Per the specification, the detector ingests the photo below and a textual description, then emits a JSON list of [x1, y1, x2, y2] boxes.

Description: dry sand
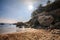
[[0, 28, 60, 40]]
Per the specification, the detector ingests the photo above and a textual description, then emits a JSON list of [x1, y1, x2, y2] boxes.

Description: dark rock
[[27, 0, 60, 29], [38, 15, 54, 26], [54, 22, 60, 29]]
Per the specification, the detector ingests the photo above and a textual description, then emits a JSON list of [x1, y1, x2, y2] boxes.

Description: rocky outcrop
[[14, 22, 28, 28], [28, 0, 60, 29], [38, 15, 54, 27], [45, 0, 60, 12]]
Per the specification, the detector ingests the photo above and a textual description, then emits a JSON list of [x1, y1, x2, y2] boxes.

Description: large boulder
[[38, 15, 54, 26]]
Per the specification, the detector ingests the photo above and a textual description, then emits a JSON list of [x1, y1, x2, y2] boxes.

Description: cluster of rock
[[15, 0, 60, 30], [27, 0, 60, 29]]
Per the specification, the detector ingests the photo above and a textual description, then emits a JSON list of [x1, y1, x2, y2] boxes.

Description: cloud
[[19, 0, 41, 5], [0, 18, 17, 23]]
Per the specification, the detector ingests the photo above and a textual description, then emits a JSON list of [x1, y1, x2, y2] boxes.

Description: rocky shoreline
[[0, 0, 60, 40]]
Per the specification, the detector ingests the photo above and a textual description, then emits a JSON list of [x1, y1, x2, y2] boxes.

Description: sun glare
[[28, 5, 34, 11]]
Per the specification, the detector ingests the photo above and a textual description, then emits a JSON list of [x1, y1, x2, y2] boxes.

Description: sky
[[0, 0, 54, 23]]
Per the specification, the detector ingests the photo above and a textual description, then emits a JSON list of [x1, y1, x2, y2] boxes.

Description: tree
[[31, 4, 44, 18], [47, 0, 51, 5], [55, 0, 60, 1], [38, 4, 42, 9]]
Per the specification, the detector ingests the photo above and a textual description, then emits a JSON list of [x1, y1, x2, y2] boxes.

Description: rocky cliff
[[28, 0, 60, 29]]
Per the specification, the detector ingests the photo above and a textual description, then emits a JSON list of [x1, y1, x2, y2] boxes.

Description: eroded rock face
[[28, 0, 60, 29], [54, 22, 60, 29], [38, 15, 54, 26]]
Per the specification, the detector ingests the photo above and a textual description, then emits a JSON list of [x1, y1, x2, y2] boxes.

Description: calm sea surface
[[0, 24, 16, 34]]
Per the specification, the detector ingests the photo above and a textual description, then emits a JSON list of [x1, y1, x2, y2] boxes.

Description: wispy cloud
[[0, 18, 17, 23], [0, 0, 54, 23]]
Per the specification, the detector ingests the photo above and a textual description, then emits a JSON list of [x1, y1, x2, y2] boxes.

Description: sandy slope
[[0, 28, 60, 40]]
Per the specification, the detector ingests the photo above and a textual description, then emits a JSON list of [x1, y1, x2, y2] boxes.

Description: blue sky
[[0, 0, 54, 23]]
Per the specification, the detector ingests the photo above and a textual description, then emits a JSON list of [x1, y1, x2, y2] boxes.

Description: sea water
[[0, 24, 16, 34]]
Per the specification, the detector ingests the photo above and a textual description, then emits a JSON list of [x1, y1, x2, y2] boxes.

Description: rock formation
[[28, 0, 60, 29]]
